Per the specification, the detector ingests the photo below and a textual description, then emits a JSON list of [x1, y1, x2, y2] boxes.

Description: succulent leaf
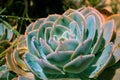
[[37, 59, 64, 74], [47, 51, 73, 67], [89, 43, 113, 78], [91, 29, 103, 54], [37, 22, 53, 39], [64, 54, 95, 73], [71, 38, 92, 59], [24, 53, 47, 80], [32, 18, 45, 30], [103, 20, 114, 45], [40, 38, 53, 55], [86, 14, 96, 39], [45, 14, 60, 22]]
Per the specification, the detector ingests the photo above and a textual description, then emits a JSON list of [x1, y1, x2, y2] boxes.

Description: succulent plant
[[0, 19, 20, 80], [0, 22, 14, 65], [4, 7, 120, 80]]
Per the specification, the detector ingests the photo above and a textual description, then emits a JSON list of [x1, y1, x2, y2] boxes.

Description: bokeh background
[[0, 0, 120, 33]]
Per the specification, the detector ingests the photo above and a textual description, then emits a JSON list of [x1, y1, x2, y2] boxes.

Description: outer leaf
[[24, 53, 47, 80], [98, 61, 120, 80], [68, 11, 86, 32], [63, 8, 74, 15], [86, 14, 96, 39], [64, 54, 94, 73], [112, 47, 120, 64], [80, 7, 105, 23], [68, 11, 86, 41], [54, 15, 72, 28], [6, 49, 33, 78], [13, 49, 29, 71], [91, 29, 103, 54], [107, 14, 120, 31], [37, 59, 64, 74], [32, 37, 47, 60], [25, 23, 34, 34], [103, 20, 114, 45], [89, 43, 113, 78], [32, 18, 45, 30], [45, 14, 60, 22], [115, 31, 120, 46], [27, 30, 40, 57]]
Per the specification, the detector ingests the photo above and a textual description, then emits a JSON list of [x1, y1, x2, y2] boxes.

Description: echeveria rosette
[[5, 7, 120, 80]]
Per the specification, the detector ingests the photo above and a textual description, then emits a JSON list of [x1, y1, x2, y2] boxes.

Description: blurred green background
[[0, 0, 120, 34]]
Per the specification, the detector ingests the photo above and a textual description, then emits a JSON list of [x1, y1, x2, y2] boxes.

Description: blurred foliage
[[0, 0, 65, 34], [0, 0, 120, 33]]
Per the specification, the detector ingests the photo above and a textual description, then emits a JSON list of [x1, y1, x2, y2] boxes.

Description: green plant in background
[[0, 19, 20, 80], [0, 20, 15, 66], [1, 7, 120, 80]]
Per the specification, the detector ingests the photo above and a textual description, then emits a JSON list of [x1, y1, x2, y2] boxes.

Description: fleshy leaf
[[86, 14, 96, 39], [25, 23, 34, 34], [50, 25, 70, 38], [24, 53, 47, 80], [27, 30, 40, 57], [107, 14, 120, 31], [48, 37, 58, 51], [69, 21, 82, 41], [68, 11, 86, 31], [68, 11, 86, 41], [112, 47, 120, 64], [103, 20, 114, 45], [71, 38, 92, 59], [89, 43, 113, 78], [40, 38, 53, 55], [6, 49, 34, 78], [45, 14, 60, 22], [80, 7, 105, 23], [37, 59, 64, 74], [44, 27, 51, 43], [98, 61, 120, 80], [63, 8, 74, 15], [13, 49, 28, 71], [64, 54, 94, 73], [54, 15, 72, 28], [115, 31, 120, 46], [32, 38, 47, 60], [91, 29, 103, 54], [37, 21, 53, 39], [47, 51, 73, 67], [32, 18, 45, 30]]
